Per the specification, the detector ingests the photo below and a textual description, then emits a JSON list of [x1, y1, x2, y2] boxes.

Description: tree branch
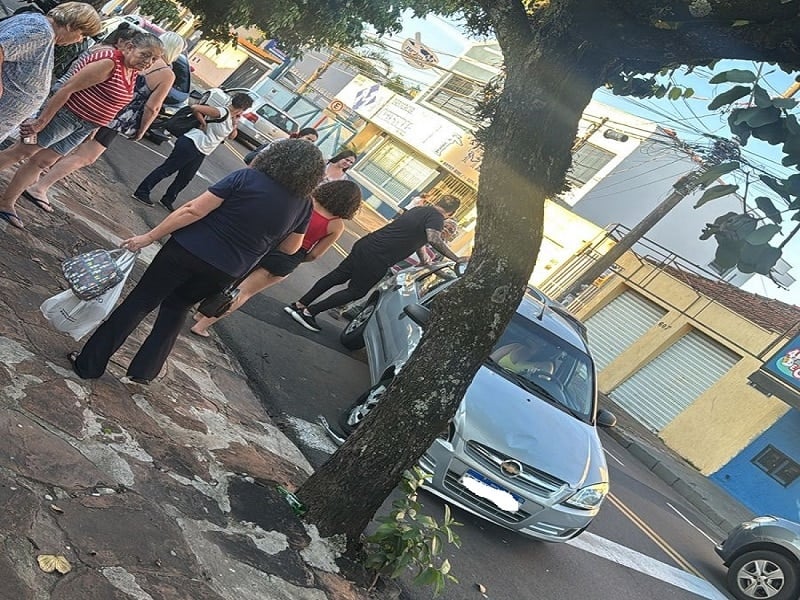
[[479, 0, 535, 68]]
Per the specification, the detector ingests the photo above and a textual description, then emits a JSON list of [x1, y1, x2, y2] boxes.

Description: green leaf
[[714, 241, 740, 269], [752, 85, 772, 108], [708, 86, 752, 110], [760, 175, 791, 199], [693, 162, 740, 188], [440, 559, 451, 575], [653, 85, 668, 99], [414, 567, 440, 586], [738, 243, 782, 275], [709, 69, 757, 84], [683, 87, 695, 99], [745, 224, 782, 245], [751, 121, 787, 145], [694, 184, 739, 208], [668, 86, 683, 101], [772, 97, 799, 110], [754, 196, 783, 224]]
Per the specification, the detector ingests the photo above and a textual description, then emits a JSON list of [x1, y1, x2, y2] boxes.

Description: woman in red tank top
[[190, 180, 362, 337], [0, 32, 162, 229]]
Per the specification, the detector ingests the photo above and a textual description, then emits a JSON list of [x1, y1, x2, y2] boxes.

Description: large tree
[[183, 0, 800, 548]]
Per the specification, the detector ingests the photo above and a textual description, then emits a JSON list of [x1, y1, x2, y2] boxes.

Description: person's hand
[[455, 256, 470, 264], [20, 118, 44, 135], [120, 234, 153, 252]]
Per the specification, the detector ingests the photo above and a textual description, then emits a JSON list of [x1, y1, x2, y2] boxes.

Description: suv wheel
[[727, 550, 799, 600], [339, 300, 376, 350], [339, 380, 389, 435]]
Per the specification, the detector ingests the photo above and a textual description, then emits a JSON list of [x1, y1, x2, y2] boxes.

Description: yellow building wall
[[571, 251, 792, 473]]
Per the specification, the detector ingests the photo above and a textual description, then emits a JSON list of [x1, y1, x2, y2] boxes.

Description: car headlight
[[742, 516, 777, 529], [563, 483, 609, 510]]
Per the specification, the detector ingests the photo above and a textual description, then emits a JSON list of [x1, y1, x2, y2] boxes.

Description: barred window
[[354, 140, 437, 200], [568, 143, 616, 186], [427, 75, 481, 124]]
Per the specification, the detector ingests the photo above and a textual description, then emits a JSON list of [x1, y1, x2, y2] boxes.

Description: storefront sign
[[334, 75, 394, 119], [762, 332, 800, 392], [401, 34, 439, 70]]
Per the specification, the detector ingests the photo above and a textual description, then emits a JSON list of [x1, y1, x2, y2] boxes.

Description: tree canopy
[[181, 0, 800, 548]]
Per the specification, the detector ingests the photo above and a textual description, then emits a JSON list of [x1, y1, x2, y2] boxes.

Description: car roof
[[516, 294, 591, 353]]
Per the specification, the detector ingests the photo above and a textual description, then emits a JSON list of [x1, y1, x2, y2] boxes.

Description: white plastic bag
[[40, 250, 136, 341]]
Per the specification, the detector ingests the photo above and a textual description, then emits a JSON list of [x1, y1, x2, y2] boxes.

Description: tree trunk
[[297, 8, 614, 550]]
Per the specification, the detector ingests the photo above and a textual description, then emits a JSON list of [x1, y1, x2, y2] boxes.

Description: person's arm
[[425, 228, 461, 262], [22, 58, 115, 133], [277, 232, 304, 255], [415, 246, 431, 265], [228, 121, 238, 140], [190, 104, 222, 131], [135, 68, 175, 140], [304, 219, 345, 261], [120, 191, 224, 251]]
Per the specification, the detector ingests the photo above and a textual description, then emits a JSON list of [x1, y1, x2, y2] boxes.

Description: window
[[256, 104, 298, 134], [426, 74, 482, 124], [355, 140, 437, 200], [568, 144, 615, 186], [752, 445, 800, 487]]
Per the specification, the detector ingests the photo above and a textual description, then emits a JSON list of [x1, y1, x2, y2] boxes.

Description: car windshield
[[486, 314, 595, 422], [256, 104, 299, 133]]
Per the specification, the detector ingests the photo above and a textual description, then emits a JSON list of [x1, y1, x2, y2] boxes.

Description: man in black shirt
[[288, 195, 463, 332]]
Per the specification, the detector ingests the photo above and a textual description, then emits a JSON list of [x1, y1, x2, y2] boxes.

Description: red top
[[66, 49, 136, 126], [301, 210, 339, 251]]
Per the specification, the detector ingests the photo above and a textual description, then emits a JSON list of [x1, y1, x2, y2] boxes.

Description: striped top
[[65, 48, 136, 126]]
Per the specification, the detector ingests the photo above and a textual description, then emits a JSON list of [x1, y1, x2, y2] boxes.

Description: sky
[[367, 12, 799, 306]]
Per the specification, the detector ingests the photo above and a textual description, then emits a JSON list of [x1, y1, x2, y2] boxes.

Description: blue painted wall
[[711, 409, 800, 521]]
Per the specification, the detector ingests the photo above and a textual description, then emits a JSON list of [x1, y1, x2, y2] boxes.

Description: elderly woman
[[0, 31, 162, 229], [68, 139, 325, 385], [0, 2, 101, 143], [24, 32, 187, 210]]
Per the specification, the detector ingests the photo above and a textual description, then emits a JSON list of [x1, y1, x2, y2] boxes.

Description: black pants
[[74, 239, 234, 381], [299, 247, 388, 316], [134, 135, 206, 204]]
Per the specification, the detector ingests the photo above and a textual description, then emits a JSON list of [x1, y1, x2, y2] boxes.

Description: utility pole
[[555, 138, 740, 303]]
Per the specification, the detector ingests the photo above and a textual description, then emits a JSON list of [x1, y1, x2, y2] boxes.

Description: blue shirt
[[0, 12, 54, 142], [172, 168, 312, 277]]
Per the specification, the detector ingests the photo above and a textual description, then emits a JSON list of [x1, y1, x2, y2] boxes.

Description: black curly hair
[[313, 180, 362, 220], [251, 139, 325, 197]]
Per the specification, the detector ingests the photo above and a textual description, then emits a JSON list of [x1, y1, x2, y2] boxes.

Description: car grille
[[465, 441, 567, 499], [443, 470, 531, 523]]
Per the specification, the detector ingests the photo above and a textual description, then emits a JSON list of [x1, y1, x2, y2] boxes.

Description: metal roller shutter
[[584, 291, 667, 371], [610, 330, 740, 431]]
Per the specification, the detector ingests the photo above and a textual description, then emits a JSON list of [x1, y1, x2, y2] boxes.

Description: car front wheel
[[339, 300, 376, 350], [339, 380, 390, 436], [727, 550, 799, 600]]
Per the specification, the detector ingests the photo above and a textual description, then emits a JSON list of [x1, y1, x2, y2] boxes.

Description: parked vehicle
[[335, 261, 616, 542], [716, 516, 800, 600], [234, 97, 300, 149]]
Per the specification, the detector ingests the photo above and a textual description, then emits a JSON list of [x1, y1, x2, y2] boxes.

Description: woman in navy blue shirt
[[69, 139, 324, 384]]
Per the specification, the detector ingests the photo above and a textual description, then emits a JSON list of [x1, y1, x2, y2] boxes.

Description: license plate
[[460, 469, 524, 512]]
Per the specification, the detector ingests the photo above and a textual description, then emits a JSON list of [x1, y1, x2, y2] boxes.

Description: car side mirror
[[596, 409, 617, 428], [404, 304, 431, 328]]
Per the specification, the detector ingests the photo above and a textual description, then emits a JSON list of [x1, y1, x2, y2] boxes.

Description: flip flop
[[21, 190, 54, 213], [189, 327, 210, 338], [0, 210, 24, 230]]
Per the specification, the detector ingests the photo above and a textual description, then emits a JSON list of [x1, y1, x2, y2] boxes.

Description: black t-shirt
[[355, 205, 445, 266], [171, 168, 312, 277]]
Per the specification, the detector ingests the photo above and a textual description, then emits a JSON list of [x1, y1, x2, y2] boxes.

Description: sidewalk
[[0, 171, 383, 599], [599, 394, 754, 536]]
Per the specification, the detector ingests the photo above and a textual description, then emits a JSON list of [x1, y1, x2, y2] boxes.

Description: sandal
[[66, 351, 81, 377], [21, 190, 54, 213], [0, 210, 24, 230]]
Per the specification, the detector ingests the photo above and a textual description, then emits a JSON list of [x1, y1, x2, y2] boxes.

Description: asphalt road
[[93, 132, 735, 600]]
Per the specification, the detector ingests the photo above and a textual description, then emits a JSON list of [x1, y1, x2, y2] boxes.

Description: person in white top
[[132, 92, 253, 210]]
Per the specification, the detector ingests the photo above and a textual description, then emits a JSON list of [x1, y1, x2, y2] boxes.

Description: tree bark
[[297, 0, 615, 549]]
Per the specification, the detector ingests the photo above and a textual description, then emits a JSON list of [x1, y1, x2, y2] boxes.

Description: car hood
[[459, 367, 607, 487]]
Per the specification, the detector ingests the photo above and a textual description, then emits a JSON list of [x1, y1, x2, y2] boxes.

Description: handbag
[[61, 248, 131, 301], [197, 286, 241, 318]]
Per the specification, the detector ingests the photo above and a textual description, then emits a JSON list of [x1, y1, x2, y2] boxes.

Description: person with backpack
[[131, 92, 254, 210]]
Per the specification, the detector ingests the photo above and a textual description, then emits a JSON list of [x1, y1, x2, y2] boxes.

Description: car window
[[415, 265, 460, 300], [255, 104, 298, 133], [490, 314, 595, 421]]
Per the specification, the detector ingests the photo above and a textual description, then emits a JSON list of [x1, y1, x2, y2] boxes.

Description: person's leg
[[191, 268, 285, 336], [73, 240, 195, 379], [27, 139, 106, 201], [161, 150, 205, 209], [0, 148, 62, 220], [307, 258, 388, 315], [127, 260, 233, 380], [134, 137, 195, 201], [0, 141, 40, 172], [297, 255, 355, 308]]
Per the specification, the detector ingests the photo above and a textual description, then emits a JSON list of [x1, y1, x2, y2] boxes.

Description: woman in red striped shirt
[[0, 32, 162, 229]]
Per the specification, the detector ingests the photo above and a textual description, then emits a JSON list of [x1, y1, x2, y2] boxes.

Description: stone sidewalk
[[0, 174, 375, 600]]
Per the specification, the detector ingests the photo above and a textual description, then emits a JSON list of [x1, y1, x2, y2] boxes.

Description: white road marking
[[666, 502, 718, 544], [281, 415, 338, 455], [604, 447, 625, 466], [567, 531, 727, 599]]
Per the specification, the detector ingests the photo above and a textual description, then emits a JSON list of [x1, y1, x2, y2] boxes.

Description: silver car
[[337, 263, 616, 542], [236, 97, 299, 149]]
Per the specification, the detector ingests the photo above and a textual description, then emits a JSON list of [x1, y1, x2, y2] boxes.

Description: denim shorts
[[36, 107, 98, 155]]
